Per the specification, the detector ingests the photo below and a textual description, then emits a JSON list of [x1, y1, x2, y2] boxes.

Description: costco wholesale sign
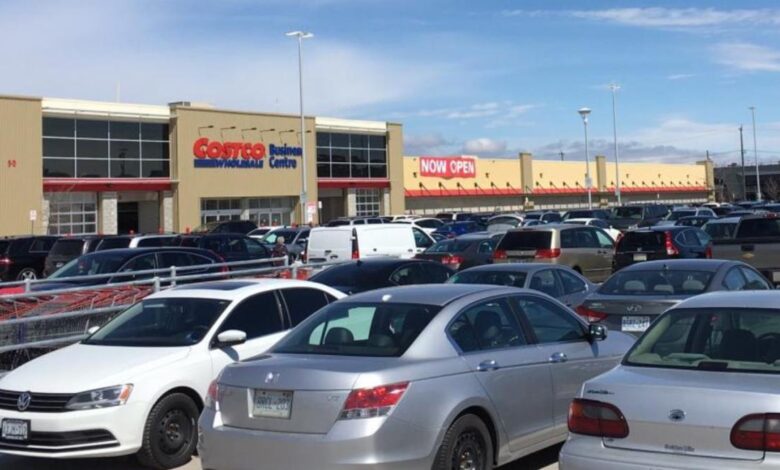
[[419, 156, 477, 179], [192, 137, 302, 169]]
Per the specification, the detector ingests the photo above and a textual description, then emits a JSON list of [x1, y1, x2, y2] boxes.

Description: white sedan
[[0, 279, 344, 469], [564, 218, 622, 241], [392, 217, 445, 235]]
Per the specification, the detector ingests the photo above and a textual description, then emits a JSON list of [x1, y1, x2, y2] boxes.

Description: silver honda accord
[[560, 290, 780, 469], [198, 284, 634, 470]]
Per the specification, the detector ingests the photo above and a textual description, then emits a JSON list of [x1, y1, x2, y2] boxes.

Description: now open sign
[[419, 156, 477, 179]]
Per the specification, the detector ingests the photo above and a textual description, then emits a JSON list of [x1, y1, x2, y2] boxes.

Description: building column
[[519, 152, 534, 210], [697, 159, 716, 202], [99, 192, 118, 235], [40, 196, 50, 235], [382, 188, 391, 215], [346, 188, 357, 217], [595, 155, 609, 207], [161, 191, 174, 233]]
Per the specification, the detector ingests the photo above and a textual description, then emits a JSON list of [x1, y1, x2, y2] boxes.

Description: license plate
[[622, 316, 651, 332], [1, 419, 29, 441], [633, 253, 647, 262], [252, 390, 293, 419]]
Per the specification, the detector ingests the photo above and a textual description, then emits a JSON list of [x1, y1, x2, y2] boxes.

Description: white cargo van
[[306, 224, 433, 262]]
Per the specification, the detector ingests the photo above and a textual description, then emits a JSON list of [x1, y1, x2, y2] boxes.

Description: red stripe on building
[[43, 178, 173, 192], [405, 185, 709, 198]]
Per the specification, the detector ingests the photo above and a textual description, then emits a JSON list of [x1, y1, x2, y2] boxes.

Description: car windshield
[[49, 253, 129, 279], [262, 230, 297, 244], [487, 216, 521, 227], [327, 220, 351, 227], [49, 239, 86, 256], [426, 240, 472, 253], [97, 237, 131, 250], [704, 222, 737, 240], [625, 308, 780, 374], [273, 302, 441, 357], [564, 211, 594, 219], [599, 269, 713, 296], [668, 210, 695, 221], [612, 207, 643, 219], [449, 270, 527, 288], [83, 298, 230, 347]]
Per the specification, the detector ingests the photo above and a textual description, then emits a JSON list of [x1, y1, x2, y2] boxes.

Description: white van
[[306, 224, 433, 262]]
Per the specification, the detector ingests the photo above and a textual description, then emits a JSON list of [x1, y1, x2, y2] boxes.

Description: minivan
[[493, 225, 615, 282], [305, 225, 433, 263], [44, 235, 107, 277], [609, 204, 669, 230]]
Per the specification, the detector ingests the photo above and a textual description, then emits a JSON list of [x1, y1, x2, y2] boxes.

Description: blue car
[[431, 221, 481, 240]]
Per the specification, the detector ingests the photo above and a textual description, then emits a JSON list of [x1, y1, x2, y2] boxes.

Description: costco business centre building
[[0, 94, 404, 236]]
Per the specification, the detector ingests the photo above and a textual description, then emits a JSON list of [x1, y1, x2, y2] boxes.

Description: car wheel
[[16, 268, 37, 281], [433, 414, 493, 470], [137, 393, 199, 470]]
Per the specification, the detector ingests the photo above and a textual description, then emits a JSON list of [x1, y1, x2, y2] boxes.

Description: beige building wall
[[386, 123, 405, 214], [604, 161, 707, 190], [171, 105, 317, 231], [0, 96, 43, 236]]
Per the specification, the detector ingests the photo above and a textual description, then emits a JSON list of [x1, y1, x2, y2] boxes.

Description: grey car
[[448, 263, 596, 309], [560, 290, 780, 469], [260, 227, 310, 261], [198, 284, 634, 470], [577, 259, 772, 337]]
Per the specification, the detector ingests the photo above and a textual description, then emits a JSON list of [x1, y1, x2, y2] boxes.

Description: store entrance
[[118, 202, 139, 234]]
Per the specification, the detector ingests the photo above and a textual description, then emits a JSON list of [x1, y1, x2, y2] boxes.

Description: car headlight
[[65, 384, 133, 410]]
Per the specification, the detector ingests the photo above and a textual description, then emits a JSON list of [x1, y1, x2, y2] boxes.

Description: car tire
[[137, 393, 199, 470], [16, 268, 37, 281], [433, 414, 493, 470]]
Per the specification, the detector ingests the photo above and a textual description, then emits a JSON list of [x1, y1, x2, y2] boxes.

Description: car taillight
[[731, 413, 780, 451], [441, 255, 464, 269], [535, 248, 561, 259], [0, 258, 11, 266], [340, 382, 409, 420], [301, 250, 307, 263], [205, 380, 219, 410], [705, 244, 713, 259], [575, 305, 608, 322], [614, 233, 624, 254], [568, 398, 629, 438], [351, 229, 359, 260], [664, 231, 679, 256], [493, 249, 507, 261]]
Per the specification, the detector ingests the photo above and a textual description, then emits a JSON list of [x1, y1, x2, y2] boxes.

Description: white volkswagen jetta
[[0, 279, 343, 469]]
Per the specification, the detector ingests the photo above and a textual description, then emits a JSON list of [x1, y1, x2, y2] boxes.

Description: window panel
[[43, 138, 75, 158], [141, 122, 169, 141], [369, 165, 387, 178], [317, 150, 330, 162], [317, 163, 331, 178], [77, 140, 109, 159], [330, 133, 349, 147], [141, 160, 170, 178], [110, 160, 140, 178], [43, 159, 75, 177], [142, 142, 169, 160], [76, 119, 109, 139], [111, 140, 140, 159], [351, 164, 369, 178], [369, 149, 386, 163], [111, 121, 140, 140], [350, 149, 368, 163], [316, 132, 330, 146], [369, 135, 387, 149], [331, 164, 350, 178], [77, 159, 109, 178], [43, 117, 75, 137], [350, 134, 368, 148], [330, 148, 348, 163]]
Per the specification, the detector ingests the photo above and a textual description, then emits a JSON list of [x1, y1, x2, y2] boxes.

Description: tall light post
[[286, 30, 314, 223], [609, 84, 622, 205], [749, 106, 761, 202], [578, 107, 593, 209]]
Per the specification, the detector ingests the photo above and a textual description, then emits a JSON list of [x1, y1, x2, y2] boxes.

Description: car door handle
[[477, 360, 500, 371], [324, 250, 332, 254], [549, 352, 568, 363]]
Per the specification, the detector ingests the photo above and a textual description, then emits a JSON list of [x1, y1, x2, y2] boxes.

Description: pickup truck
[[711, 214, 780, 284]]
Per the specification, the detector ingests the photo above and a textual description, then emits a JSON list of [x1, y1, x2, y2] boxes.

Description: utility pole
[[749, 106, 761, 202], [739, 125, 746, 200], [609, 83, 622, 205], [559, 151, 565, 161]]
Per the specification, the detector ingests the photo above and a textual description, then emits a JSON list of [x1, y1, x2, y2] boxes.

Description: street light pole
[[749, 106, 761, 202], [578, 108, 593, 209], [286, 30, 314, 223], [609, 84, 622, 205]]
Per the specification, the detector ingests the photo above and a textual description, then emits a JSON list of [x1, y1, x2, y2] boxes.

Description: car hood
[[0, 343, 191, 393]]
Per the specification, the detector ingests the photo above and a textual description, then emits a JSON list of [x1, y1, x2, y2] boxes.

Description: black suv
[[175, 233, 272, 266], [609, 204, 669, 231], [44, 235, 107, 277], [613, 226, 712, 271], [0, 236, 59, 281], [193, 220, 258, 234]]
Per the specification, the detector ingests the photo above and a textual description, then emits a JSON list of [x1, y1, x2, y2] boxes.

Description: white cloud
[[667, 73, 695, 80], [404, 133, 454, 156], [713, 43, 780, 72], [462, 138, 507, 156], [568, 8, 780, 28]]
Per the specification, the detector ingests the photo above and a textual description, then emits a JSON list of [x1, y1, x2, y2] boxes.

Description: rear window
[[50, 239, 86, 256], [618, 231, 665, 251], [427, 240, 472, 253], [668, 210, 695, 221], [737, 218, 780, 238], [599, 270, 713, 296], [625, 308, 780, 374], [704, 222, 736, 240], [449, 270, 527, 288], [327, 220, 351, 227], [97, 237, 131, 250], [263, 230, 297, 244], [612, 207, 643, 219], [497, 231, 551, 250], [272, 302, 441, 357], [487, 216, 521, 228]]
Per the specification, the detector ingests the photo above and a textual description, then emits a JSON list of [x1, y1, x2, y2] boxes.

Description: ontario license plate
[[622, 316, 651, 332], [633, 253, 647, 262], [252, 390, 293, 419], [1, 419, 29, 441]]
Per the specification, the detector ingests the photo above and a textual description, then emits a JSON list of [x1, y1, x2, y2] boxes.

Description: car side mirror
[[87, 325, 100, 335], [215, 329, 247, 348], [588, 323, 607, 342]]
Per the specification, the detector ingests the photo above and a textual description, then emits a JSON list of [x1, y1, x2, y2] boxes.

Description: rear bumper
[[560, 435, 780, 469], [198, 407, 438, 470]]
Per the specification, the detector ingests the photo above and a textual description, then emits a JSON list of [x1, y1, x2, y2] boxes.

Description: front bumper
[[198, 407, 438, 470], [560, 435, 780, 469], [0, 402, 147, 458]]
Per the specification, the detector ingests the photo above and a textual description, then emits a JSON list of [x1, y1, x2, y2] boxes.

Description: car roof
[[153, 279, 332, 301], [454, 232, 495, 240], [676, 290, 780, 310], [458, 262, 564, 274], [707, 216, 741, 224], [345, 283, 513, 306], [618, 259, 732, 272], [629, 225, 691, 233]]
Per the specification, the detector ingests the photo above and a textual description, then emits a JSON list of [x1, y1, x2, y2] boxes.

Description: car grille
[[0, 429, 117, 451], [0, 390, 74, 413]]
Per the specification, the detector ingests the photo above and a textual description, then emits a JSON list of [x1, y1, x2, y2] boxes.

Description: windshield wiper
[[697, 360, 729, 371]]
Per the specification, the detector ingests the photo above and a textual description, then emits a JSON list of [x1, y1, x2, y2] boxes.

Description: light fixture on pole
[[609, 84, 621, 205], [578, 107, 593, 209], [286, 30, 314, 224], [749, 106, 761, 202]]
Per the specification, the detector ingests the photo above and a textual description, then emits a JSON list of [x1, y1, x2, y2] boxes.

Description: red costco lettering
[[193, 138, 266, 161], [193, 137, 209, 158]]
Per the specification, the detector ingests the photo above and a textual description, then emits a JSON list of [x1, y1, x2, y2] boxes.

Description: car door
[[527, 269, 564, 300], [555, 268, 590, 308], [420, 262, 453, 283], [475, 239, 496, 267], [591, 228, 616, 281], [223, 235, 250, 262], [412, 227, 434, 254], [739, 266, 772, 290], [561, 228, 600, 281], [278, 287, 335, 328], [449, 297, 555, 452], [513, 294, 615, 428], [677, 229, 706, 258], [110, 253, 158, 283], [209, 291, 287, 375]]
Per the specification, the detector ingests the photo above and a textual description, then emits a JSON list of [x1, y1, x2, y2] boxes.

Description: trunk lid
[[217, 354, 397, 434], [583, 297, 682, 335], [586, 366, 774, 461]]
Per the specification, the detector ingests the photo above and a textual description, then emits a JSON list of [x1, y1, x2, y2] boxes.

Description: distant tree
[[764, 177, 780, 201]]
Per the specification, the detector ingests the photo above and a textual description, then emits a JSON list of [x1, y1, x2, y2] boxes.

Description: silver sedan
[[560, 290, 780, 469], [199, 284, 634, 470]]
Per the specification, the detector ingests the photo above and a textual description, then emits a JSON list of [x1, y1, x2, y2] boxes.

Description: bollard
[[170, 266, 177, 288]]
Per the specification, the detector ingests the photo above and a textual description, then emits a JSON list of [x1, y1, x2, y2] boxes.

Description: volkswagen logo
[[668, 409, 686, 422], [626, 304, 643, 313], [16, 392, 31, 412], [264, 372, 279, 384]]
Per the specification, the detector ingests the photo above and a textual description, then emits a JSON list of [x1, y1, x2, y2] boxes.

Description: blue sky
[[3, 1, 780, 165]]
